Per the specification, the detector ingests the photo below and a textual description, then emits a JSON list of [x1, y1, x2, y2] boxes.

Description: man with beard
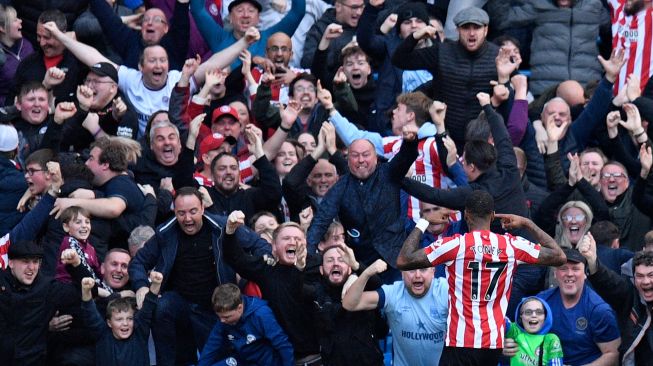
[[222, 212, 322, 365], [390, 6, 503, 148], [579, 229, 653, 365], [609, 0, 653, 93], [249, 32, 306, 104], [206, 126, 282, 221], [310, 245, 385, 365], [343, 260, 448, 366]]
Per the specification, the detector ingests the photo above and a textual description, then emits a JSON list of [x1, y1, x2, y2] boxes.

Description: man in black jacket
[[401, 93, 528, 220], [59, 62, 139, 153], [306, 121, 419, 283], [223, 213, 322, 365], [579, 234, 653, 365], [8, 9, 85, 106], [311, 245, 385, 366], [391, 6, 512, 149], [0, 240, 79, 366], [207, 127, 282, 220]]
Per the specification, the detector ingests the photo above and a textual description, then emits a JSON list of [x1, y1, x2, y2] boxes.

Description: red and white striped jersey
[[424, 230, 541, 349], [0, 233, 9, 269], [381, 136, 456, 220], [193, 172, 213, 187], [610, 0, 653, 94]]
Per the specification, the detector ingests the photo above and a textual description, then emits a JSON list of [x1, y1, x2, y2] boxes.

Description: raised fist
[[226, 210, 245, 235], [61, 248, 81, 267], [149, 271, 163, 284], [81, 277, 95, 290]]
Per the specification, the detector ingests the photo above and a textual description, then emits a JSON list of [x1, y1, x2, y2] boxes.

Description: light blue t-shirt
[[378, 277, 448, 366]]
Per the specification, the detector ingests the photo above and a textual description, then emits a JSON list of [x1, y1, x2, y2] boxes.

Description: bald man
[[556, 80, 586, 107], [307, 127, 419, 284], [251, 32, 309, 104]]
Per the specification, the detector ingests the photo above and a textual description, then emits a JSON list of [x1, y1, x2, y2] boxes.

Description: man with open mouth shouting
[[222, 211, 322, 366], [579, 228, 653, 366]]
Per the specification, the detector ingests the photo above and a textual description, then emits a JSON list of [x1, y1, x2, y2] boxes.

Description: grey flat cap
[[453, 7, 489, 27]]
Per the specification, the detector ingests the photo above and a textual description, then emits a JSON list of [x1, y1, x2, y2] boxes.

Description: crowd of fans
[[1, 0, 653, 365]]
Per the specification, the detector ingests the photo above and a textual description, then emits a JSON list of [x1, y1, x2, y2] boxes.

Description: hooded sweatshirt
[[505, 296, 564, 366]]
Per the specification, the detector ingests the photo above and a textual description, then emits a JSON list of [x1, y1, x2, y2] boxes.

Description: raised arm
[[570, 49, 624, 150], [267, 0, 305, 35], [391, 27, 439, 71], [190, 0, 225, 52], [88, 0, 139, 59], [342, 259, 385, 311], [388, 125, 419, 181], [396, 219, 432, 270], [495, 214, 566, 267], [194, 27, 261, 85], [43, 22, 116, 69], [318, 82, 384, 152]]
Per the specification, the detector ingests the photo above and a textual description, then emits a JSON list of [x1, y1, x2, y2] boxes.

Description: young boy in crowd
[[80, 271, 163, 366], [55, 206, 102, 285], [504, 296, 564, 366], [198, 283, 294, 366]]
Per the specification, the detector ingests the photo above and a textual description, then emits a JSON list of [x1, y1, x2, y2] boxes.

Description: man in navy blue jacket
[[306, 113, 419, 283], [129, 186, 271, 366]]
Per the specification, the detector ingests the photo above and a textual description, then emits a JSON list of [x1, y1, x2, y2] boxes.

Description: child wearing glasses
[[503, 296, 563, 366]]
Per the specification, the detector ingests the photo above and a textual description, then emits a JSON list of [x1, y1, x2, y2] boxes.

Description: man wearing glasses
[[599, 160, 653, 251], [301, 0, 364, 76], [86, 0, 191, 70], [58, 62, 140, 153]]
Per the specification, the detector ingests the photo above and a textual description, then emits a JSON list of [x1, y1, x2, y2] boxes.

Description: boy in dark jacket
[[198, 283, 294, 366], [80, 270, 162, 366]]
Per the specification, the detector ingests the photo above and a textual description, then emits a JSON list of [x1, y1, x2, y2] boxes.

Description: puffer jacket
[[489, 0, 608, 95]]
